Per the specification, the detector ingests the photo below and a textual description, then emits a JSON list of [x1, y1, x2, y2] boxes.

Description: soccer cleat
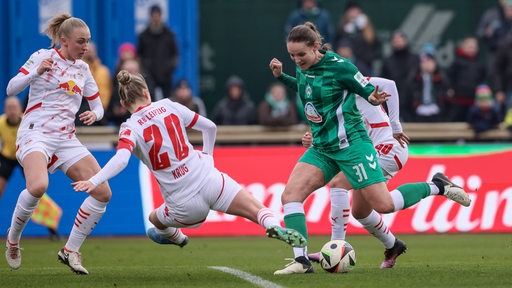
[[307, 252, 321, 263], [432, 172, 471, 207], [274, 256, 315, 275], [57, 248, 89, 275], [146, 228, 189, 247], [380, 239, 407, 269], [266, 226, 307, 248], [5, 237, 22, 270]]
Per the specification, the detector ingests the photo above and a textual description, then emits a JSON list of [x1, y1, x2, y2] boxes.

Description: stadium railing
[[75, 122, 511, 146]]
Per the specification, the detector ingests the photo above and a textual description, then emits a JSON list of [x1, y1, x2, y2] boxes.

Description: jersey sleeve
[[6, 49, 46, 96], [278, 72, 298, 92], [369, 77, 402, 134], [336, 58, 375, 100], [116, 122, 137, 153]]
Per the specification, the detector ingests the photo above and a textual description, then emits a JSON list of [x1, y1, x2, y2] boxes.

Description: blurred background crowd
[[2, 0, 512, 136]]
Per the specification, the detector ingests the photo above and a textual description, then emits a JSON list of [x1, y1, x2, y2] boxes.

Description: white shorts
[[375, 142, 408, 180], [16, 132, 90, 174], [156, 168, 241, 228]]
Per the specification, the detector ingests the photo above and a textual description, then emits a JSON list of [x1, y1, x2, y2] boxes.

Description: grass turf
[[0, 233, 511, 288]]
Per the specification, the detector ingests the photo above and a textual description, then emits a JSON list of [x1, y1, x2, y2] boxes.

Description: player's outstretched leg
[[380, 239, 407, 269], [146, 227, 189, 247], [266, 226, 307, 248], [57, 248, 89, 275], [432, 173, 471, 207]]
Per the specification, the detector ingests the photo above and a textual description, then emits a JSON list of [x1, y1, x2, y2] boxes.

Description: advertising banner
[[139, 146, 512, 236]]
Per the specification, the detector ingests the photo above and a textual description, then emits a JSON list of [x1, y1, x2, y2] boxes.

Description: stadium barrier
[[75, 122, 511, 146]]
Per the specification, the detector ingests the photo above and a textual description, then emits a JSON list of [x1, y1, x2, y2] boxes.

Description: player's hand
[[393, 132, 410, 147], [71, 180, 96, 194], [36, 58, 54, 75], [368, 85, 390, 105], [269, 58, 283, 78], [79, 111, 98, 126], [302, 132, 313, 148]]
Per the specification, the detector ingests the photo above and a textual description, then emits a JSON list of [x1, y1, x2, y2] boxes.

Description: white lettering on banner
[[305, 187, 329, 223], [481, 188, 512, 229]]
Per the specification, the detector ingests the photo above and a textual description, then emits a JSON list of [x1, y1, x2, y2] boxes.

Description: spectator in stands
[[381, 31, 419, 122], [334, 0, 381, 75], [335, 38, 372, 76], [466, 84, 501, 135], [258, 82, 298, 126], [137, 4, 178, 101], [115, 42, 138, 76], [170, 78, 207, 116], [476, 0, 512, 75], [493, 29, 512, 110], [76, 42, 112, 126], [285, 0, 334, 46], [83, 42, 112, 111], [408, 44, 450, 122], [211, 75, 257, 125], [106, 59, 139, 126], [446, 36, 487, 122]]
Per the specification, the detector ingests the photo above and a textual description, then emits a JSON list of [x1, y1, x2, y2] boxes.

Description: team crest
[[304, 102, 322, 123], [306, 84, 312, 99]]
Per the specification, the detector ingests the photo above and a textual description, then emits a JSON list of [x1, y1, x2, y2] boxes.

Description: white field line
[[208, 266, 284, 288]]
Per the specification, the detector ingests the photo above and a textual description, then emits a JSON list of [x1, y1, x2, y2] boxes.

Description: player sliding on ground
[[72, 70, 306, 257]]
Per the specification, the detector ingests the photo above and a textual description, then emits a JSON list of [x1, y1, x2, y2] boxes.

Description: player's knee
[[89, 182, 112, 202], [26, 181, 48, 197]]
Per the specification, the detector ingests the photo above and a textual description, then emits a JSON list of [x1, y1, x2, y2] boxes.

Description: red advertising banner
[[139, 146, 512, 236]]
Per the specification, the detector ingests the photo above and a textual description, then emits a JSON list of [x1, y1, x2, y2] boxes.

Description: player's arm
[[189, 114, 216, 155], [71, 148, 131, 193], [269, 57, 298, 91], [6, 51, 48, 96]]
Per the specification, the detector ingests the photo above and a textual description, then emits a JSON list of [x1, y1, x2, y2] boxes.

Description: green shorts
[[299, 141, 386, 189]]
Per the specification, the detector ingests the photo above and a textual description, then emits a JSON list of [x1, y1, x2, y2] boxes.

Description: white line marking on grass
[[208, 266, 284, 288]]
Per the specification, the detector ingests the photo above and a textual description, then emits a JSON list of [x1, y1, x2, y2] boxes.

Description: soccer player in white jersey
[[5, 14, 111, 275], [306, 77, 410, 268], [71, 70, 307, 261]]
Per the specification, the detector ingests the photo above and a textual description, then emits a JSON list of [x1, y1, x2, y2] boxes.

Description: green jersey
[[279, 51, 376, 152]]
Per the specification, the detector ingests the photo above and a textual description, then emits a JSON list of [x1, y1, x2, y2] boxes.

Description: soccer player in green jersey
[[268, 22, 472, 275]]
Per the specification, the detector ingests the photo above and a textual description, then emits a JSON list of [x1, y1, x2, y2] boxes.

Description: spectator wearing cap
[[381, 31, 419, 122], [446, 36, 487, 122], [211, 75, 257, 125], [408, 44, 451, 122], [137, 4, 179, 101], [115, 42, 138, 76], [466, 84, 502, 135]]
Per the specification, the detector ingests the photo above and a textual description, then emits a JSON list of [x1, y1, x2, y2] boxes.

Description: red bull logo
[[58, 80, 82, 96]]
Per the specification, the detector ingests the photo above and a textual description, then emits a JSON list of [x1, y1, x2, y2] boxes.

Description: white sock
[[257, 208, 280, 228], [65, 196, 108, 252], [8, 189, 40, 244], [156, 227, 187, 243], [389, 189, 405, 211], [330, 188, 350, 241], [429, 182, 440, 195], [357, 210, 395, 249]]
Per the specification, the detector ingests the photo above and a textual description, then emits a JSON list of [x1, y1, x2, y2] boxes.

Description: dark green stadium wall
[[199, 0, 496, 116]]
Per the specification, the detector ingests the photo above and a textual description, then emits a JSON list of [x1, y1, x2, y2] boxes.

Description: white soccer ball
[[319, 240, 356, 273]]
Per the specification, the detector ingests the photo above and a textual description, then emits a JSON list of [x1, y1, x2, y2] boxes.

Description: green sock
[[396, 182, 430, 208], [284, 213, 308, 240]]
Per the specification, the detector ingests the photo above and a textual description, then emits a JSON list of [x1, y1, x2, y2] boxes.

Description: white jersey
[[15, 48, 99, 139], [117, 99, 211, 204], [356, 77, 407, 177]]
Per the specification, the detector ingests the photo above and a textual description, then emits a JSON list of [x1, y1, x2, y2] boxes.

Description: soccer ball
[[319, 240, 356, 273]]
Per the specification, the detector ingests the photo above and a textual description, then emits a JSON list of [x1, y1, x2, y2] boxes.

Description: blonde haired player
[[72, 70, 306, 259], [5, 13, 110, 275]]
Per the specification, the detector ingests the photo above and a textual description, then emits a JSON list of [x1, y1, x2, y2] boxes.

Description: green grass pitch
[[1, 233, 511, 288]]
